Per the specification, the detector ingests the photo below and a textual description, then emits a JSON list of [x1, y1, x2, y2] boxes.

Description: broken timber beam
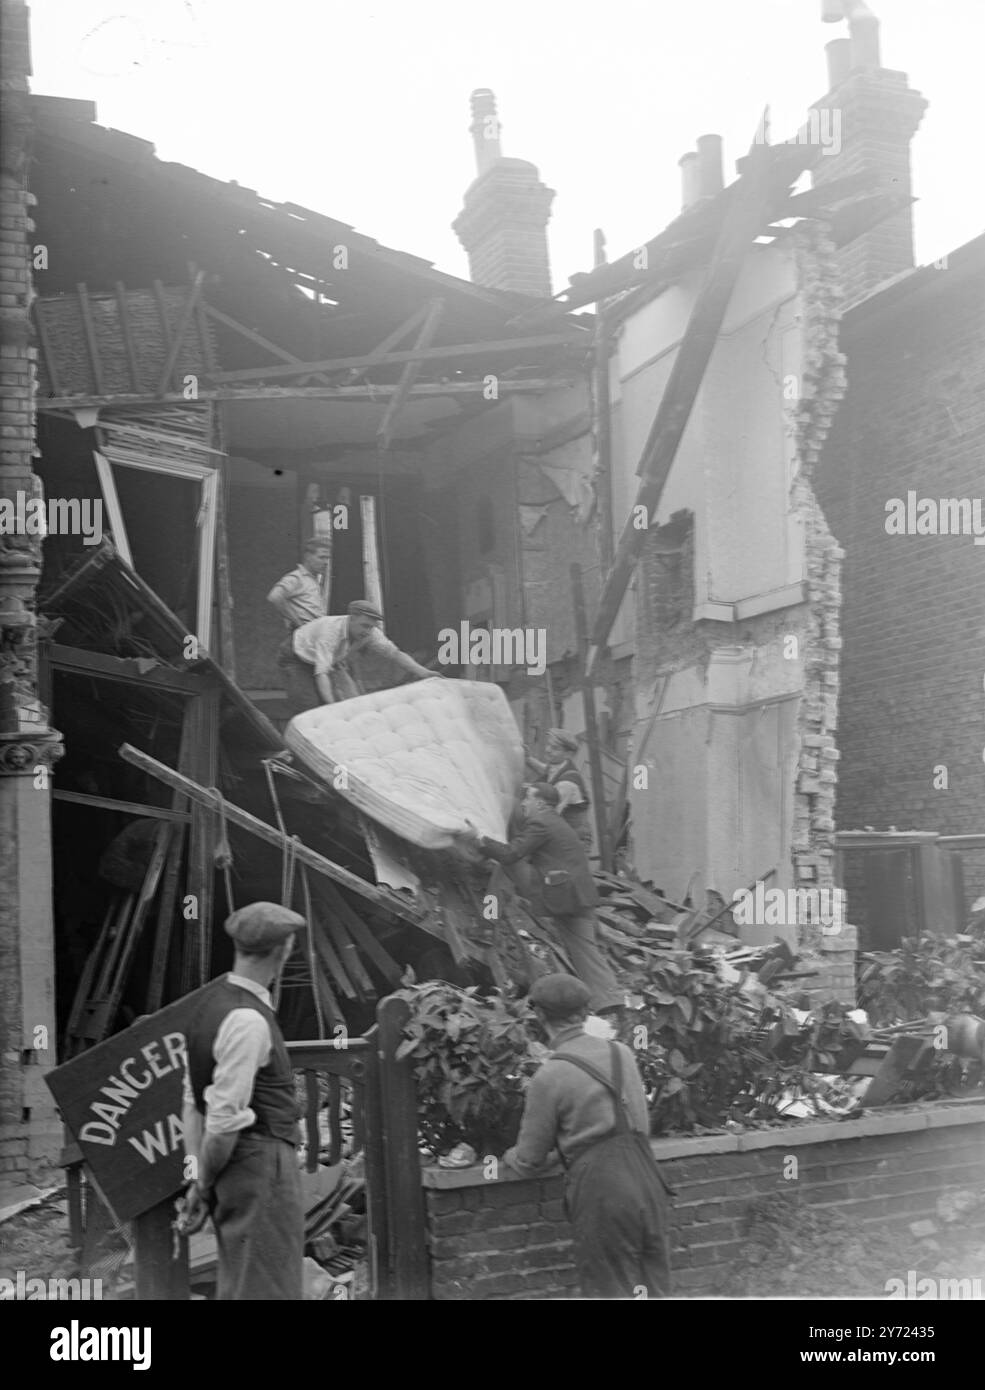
[[376, 299, 445, 450], [118, 743, 425, 925], [37, 380, 562, 412], [156, 270, 205, 396], [586, 144, 810, 677], [209, 332, 587, 385], [571, 562, 613, 870]]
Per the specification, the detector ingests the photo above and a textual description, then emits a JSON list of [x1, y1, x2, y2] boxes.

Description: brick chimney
[[453, 89, 554, 298], [811, 1, 927, 308]]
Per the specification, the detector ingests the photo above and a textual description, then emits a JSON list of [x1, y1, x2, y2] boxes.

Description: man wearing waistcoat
[[179, 902, 305, 1300]]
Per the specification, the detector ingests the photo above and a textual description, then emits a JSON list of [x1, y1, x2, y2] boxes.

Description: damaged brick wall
[[788, 223, 852, 993], [423, 1105, 985, 1299]]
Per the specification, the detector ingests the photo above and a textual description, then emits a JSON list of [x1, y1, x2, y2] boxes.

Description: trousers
[[212, 1131, 304, 1301], [553, 910, 622, 1012], [277, 639, 362, 716], [566, 1130, 671, 1299]]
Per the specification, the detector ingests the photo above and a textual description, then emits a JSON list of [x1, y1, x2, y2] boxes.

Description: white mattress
[[285, 678, 524, 849]]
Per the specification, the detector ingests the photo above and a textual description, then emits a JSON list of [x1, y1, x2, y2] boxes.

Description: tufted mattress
[[284, 678, 524, 849]]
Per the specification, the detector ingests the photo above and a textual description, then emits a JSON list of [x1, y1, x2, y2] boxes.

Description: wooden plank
[[181, 690, 219, 992], [358, 1026, 388, 1300], [119, 742, 425, 924], [38, 379, 561, 410], [49, 642, 207, 694], [323, 913, 376, 999], [33, 300, 63, 397], [157, 270, 205, 396], [311, 918, 358, 1000], [53, 790, 191, 823], [376, 997, 429, 1299], [592, 229, 614, 572], [376, 298, 445, 450], [586, 145, 800, 672], [359, 495, 382, 612], [317, 881, 405, 987], [571, 562, 613, 870], [134, 1199, 188, 1300], [209, 331, 587, 385], [75, 283, 105, 395], [114, 282, 143, 392]]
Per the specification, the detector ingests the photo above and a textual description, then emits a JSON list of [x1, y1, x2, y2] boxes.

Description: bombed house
[[2, 0, 982, 1221]]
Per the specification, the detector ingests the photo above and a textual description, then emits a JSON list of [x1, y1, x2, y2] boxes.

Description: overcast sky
[[27, 0, 984, 290]]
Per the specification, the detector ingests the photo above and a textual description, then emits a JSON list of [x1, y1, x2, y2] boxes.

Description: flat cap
[[548, 728, 579, 753], [224, 902, 305, 952], [529, 973, 592, 1016], [348, 599, 383, 621]]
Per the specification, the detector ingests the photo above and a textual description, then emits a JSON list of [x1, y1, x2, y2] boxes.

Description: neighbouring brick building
[[816, 234, 985, 900]]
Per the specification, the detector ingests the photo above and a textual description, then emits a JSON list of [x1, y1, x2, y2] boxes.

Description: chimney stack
[[696, 134, 724, 198], [453, 89, 555, 298], [678, 152, 701, 210], [813, 1, 927, 307]]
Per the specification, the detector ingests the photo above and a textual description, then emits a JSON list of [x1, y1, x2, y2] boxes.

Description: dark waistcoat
[[186, 977, 299, 1144]]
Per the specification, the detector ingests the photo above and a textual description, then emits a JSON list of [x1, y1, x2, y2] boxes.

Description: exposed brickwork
[[0, 0, 63, 1180], [810, 69, 927, 309], [453, 161, 554, 299], [423, 1106, 985, 1298], [815, 247, 985, 902]]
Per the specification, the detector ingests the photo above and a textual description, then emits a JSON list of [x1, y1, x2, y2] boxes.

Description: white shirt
[[180, 974, 273, 1136], [293, 614, 399, 677], [268, 564, 326, 629]]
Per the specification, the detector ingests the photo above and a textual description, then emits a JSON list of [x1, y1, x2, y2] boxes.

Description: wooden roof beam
[[376, 299, 445, 450], [209, 331, 588, 385]]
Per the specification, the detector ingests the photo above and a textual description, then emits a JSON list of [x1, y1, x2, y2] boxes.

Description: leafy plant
[[394, 980, 544, 1157], [616, 953, 868, 1134], [858, 935, 985, 1026]]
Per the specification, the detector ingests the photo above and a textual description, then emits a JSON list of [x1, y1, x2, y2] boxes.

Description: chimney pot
[[470, 87, 503, 174], [679, 152, 701, 210], [696, 134, 724, 198]]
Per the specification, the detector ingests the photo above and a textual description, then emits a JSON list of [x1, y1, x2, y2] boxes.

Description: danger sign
[[45, 985, 210, 1222]]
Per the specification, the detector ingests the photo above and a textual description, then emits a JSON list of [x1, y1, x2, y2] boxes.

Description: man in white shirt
[[291, 598, 433, 711], [268, 539, 332, 714], [178, 902, 306, 1300]]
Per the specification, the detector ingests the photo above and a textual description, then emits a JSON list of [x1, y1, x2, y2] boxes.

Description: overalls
[[554, 1041, 673, 1298]]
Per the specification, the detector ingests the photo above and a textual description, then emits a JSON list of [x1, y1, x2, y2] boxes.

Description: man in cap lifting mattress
[[286, 599, 434, 716]]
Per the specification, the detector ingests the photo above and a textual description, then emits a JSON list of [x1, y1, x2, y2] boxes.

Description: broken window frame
[[92, 448, 218, 652]]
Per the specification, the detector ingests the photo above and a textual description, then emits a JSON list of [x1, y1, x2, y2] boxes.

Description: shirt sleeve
[[203, 1008, 272, 1136], [506, 1068, 561, 1175], [481, 817, 552, 866], [554, 779, 585, 814]]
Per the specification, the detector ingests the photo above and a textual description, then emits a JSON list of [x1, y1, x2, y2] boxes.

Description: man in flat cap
[[459, 783, 622, 1013], [267, 538, 332, 716], [526, 728, 592, 847], [504, 973, 672, 1299], [178, 902, 305, 1299], [287, 599, 434, 715]]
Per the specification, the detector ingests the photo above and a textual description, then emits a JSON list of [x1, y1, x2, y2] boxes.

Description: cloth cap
[[225, 902, 305, 953], [548, 728, 579, 753], [348, 599, 383, 621], [303, 536, 332, 553], [528, 781, 560, 806], [529, 973, 592, 1017]]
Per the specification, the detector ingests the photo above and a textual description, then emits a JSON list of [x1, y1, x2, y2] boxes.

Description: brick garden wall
[[422, 1102, 985, 1298]]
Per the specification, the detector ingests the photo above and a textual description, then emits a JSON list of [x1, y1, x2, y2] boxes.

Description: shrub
[[858, 935, 985, 1026], [394, 980, 544, 1157]]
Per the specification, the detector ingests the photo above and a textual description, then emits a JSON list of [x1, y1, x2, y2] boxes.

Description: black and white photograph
[[1, 0, 983, 1341]]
